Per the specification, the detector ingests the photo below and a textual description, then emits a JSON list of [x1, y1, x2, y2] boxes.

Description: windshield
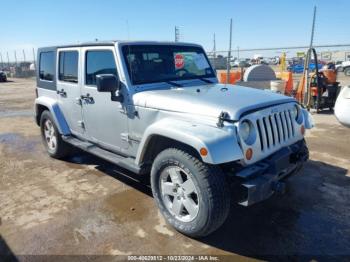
[[122, 45, 215, 85]]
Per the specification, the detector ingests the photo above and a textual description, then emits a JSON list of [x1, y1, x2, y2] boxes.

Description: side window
[[39, 52, 54, 81], [85, 50, 117, 86], [59, 51, 78, 83]]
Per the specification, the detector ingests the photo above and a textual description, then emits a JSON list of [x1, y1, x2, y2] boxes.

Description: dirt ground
[[0, 77, 350, 261]]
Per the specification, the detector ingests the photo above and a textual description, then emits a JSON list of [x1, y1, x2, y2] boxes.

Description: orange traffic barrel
[[276, 71, 294, 95], [219, 71, 241, 84]]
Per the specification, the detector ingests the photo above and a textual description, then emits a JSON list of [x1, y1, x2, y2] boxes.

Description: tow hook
[[272, 181, 286, 195]]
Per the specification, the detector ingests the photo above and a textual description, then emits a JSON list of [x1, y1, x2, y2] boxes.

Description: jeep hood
[[133, 83, 295, 121]]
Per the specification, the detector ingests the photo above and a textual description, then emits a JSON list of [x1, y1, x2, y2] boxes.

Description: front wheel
[[151, 148, 230, 237]]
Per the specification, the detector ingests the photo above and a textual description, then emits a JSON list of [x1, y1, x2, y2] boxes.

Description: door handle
[[57, 89, 67, 97], [81, 94, 94, 103]]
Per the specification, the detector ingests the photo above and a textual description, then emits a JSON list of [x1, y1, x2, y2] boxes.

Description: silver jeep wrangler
[[34, 41, 313, 237]]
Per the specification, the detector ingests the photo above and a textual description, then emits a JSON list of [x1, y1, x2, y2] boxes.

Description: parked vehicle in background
[[339, 61, 350, 76], [288, 62, 323, 73], [335, 61, 344, 72], [334, 85, 350, 127], [34, 40, 313, 237], [209, 55, 227, 70], [0, 71, 7, 82], [230, 58, 251, 68]]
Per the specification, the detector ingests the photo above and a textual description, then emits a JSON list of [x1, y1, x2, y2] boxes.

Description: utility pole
[[23, 50, 26, 63], [0, 52, 3, 69], [175, 26, 180, 42], [213, 33, 216, 69], [32, 48, 36, 68], [226, 18, 233, 84], [7, 52, 10, 67], [14, 51, 18, 66], [304, 6, 317, 107]]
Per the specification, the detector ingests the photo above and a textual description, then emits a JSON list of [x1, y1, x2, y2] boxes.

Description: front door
[[57, 48, 84, 136], [81, 46, 129, 153]]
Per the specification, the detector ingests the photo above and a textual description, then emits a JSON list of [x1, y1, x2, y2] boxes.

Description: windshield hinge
[[217, 111, 230, 128]]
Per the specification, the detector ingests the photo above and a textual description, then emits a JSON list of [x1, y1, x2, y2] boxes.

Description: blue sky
[[0, 0, 349, 61]]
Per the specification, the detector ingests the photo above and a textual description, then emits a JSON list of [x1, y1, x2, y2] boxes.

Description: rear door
[[80, 46, 129, 153], [56, 48, 84, 136]]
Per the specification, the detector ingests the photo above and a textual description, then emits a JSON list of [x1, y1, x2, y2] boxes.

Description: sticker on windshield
[[193, 53, 210, 70], [174, 54, 185, 69]]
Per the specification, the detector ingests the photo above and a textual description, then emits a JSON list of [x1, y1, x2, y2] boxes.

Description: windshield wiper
[[197, 77, 213, 84], [165, 81, 183, 87]]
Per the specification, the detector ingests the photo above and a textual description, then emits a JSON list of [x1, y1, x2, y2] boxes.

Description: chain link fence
[[206, 45, 350, 95], [0, 49, 36, 78], [1, 45, 350, 78], [207, 45, 350, 72]]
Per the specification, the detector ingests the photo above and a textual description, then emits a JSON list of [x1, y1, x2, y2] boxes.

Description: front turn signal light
[[245, 148, 253, 160], [200, 147, 208, 156]]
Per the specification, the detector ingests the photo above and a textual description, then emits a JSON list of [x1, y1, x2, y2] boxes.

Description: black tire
[[40, 110, 71, 159], [344, 67, 350, 77], [151, 148, 230, 237]]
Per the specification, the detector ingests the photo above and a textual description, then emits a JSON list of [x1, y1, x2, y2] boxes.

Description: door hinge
[[121, 133, 141, 143], [78, 120, 85, 129], [75, 97, 82, 105], [121, 133, 129, 142]]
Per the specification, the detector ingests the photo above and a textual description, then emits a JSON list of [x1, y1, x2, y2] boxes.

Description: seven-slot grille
[[255, 109, 295, 151]]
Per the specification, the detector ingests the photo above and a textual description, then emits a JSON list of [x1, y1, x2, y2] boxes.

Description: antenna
[[175, 26, 180, 42]]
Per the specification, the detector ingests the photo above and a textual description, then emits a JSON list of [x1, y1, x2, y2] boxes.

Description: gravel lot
[[0, 77, 350, 260]]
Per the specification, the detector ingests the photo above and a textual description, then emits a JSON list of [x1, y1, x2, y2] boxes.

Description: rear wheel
[[40, 110, 71, 158], [151, 148, 230, 237]]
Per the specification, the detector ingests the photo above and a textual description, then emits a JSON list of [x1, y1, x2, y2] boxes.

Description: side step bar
[[62, 136, 142, 174]]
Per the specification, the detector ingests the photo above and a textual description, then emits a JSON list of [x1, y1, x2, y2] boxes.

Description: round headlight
[[239, 120, 255, 145], [292, 104, 303, 124], [240, 121, 250, 141], [291, 105, 299, 120]]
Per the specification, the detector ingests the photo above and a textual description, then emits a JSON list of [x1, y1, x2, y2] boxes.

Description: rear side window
[[85, 50, 117, 86], [39, 52, 54, 81], [59, 51, 78, 83]]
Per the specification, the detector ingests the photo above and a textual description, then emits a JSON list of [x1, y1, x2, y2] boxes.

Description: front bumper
[[232, 139, 309, 206]]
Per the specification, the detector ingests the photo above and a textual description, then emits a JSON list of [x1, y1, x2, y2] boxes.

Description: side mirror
[[96, 74, 123, 102], [96, 74, 120, 92]]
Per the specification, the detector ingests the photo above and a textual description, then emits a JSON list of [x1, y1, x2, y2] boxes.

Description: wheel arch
[[135, 118, 244, 166], [35, 97, 71, 135], [139, 134, 202, 166]]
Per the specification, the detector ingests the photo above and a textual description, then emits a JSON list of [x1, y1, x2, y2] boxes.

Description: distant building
[[320, 50, 350, 62]]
